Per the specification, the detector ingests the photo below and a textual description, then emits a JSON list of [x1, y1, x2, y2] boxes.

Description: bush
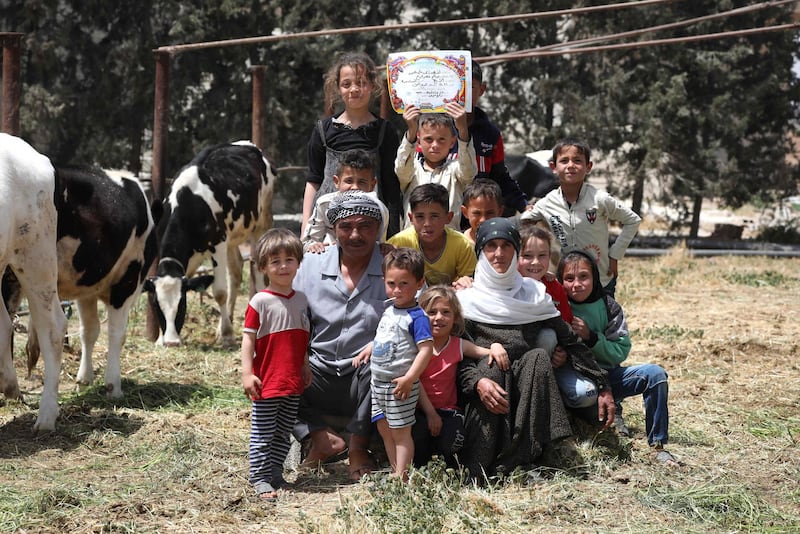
[[755, 218, 800, 245]]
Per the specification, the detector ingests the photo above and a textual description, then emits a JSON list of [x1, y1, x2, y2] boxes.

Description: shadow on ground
[[0, 378, 218, 458]]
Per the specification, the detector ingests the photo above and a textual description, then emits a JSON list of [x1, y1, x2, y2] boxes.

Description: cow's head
[[142, 257, 213, 346]]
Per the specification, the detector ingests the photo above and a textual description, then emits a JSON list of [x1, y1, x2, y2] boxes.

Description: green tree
[[2, 0, 797, 231], [1, 0, 155, 170], [563, 0, 800, 236], [1, 0, 401, 205]]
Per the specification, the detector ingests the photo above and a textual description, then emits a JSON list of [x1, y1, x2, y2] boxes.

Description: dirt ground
[[1, 247, 799, 532]]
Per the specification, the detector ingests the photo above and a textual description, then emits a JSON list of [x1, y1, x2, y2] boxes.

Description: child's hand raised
[[488, 342, 510, 371], [444, 101, 469, 141], [402, 104, 420, 141]]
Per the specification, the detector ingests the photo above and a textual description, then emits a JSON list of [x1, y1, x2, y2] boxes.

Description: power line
[[154, 0, 686, 55], [481, 22, 799, 61], [482, 0, 799, 65]]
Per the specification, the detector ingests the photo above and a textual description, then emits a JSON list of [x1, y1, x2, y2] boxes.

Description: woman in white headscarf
[[456, 218, 615, 481]]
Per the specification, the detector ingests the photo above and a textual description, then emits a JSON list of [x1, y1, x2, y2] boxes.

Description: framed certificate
[[386, 50, 472, 113]]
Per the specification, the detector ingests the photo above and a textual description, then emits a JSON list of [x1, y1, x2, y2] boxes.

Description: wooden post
[[248, 65, 267, 298], [1, 32, 23, 135], [250, 65, 266, 149], [146, 50, 172, 342], [151, 51, 171, 202]]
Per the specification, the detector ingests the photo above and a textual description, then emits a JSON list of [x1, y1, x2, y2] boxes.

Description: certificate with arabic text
[[386, 50, 472, 113]]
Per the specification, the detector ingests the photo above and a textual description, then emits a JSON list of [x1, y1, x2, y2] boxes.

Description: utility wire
[[481, 0, 799, 65], [154, 0, 687, 54], [481, 22, 799, 61]]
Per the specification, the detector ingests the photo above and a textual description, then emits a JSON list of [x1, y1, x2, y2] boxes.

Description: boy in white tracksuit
[[521, 137, 640, 296]]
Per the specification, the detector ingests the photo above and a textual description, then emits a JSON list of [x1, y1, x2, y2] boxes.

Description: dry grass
[[2, 250, 800, 533]]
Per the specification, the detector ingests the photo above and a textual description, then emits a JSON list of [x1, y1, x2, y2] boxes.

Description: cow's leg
[[25, 319, 40, 378], [0, 296, 20, 401], [19, 275, 67, 433], [102, 301, 131, 398], [247, 234, 267, 293], [227, 245, 244, 321], [75, 297, 100, 389], [211, 246, 235, 348], [13, 229, 67, 431]]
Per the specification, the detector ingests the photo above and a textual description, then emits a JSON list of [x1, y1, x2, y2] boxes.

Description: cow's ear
[[142, 278, 155, 293], [186, 275, 214, 292]]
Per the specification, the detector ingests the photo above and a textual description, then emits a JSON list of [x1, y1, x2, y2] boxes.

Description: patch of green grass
[[723, 270, 795, 287], [633, 324, 705, 342], [0, 485, 95, 532], [314, 459, 509, 534], [126, 427, 206, 487], [639, 479, 786, 528], [745, 410, 800, 441], [0, 487, 26, 532]]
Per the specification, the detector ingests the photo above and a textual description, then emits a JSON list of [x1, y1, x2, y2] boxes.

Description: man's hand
[[597, 389, 616, 429], [352, 343, 373, 367]]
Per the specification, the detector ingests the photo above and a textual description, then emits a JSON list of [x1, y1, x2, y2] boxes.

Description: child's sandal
[[255, 481, 278, 502]]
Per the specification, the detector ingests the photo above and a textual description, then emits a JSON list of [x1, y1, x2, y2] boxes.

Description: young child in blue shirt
[[355, 247, 434, 480]]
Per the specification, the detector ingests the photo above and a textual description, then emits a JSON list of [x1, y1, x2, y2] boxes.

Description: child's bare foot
[[254, 481, 278, 502]]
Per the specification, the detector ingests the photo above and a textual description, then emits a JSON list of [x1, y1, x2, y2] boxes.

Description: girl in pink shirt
[[412, 285, 509, 467]]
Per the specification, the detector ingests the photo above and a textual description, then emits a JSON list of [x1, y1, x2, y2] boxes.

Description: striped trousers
[[249, 395, 299, 486]]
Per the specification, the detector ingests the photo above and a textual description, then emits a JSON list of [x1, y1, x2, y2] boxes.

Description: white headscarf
[[458, 250, 560, 325]]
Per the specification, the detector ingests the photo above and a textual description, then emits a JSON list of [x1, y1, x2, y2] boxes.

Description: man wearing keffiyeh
[[292, 190, 387, 480]]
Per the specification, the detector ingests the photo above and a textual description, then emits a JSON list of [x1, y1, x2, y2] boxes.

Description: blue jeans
[[539, 328, 600, 409], [535, 327, 557, 356], [607, 364, 670, 446], [554, 364, 599, 409]]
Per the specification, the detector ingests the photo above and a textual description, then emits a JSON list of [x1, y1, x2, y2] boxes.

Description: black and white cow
[[0, 133, 67, 432], [22, 166, 158, 401], [143, 141, 275, 348], [506, 150, 559, 201]]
